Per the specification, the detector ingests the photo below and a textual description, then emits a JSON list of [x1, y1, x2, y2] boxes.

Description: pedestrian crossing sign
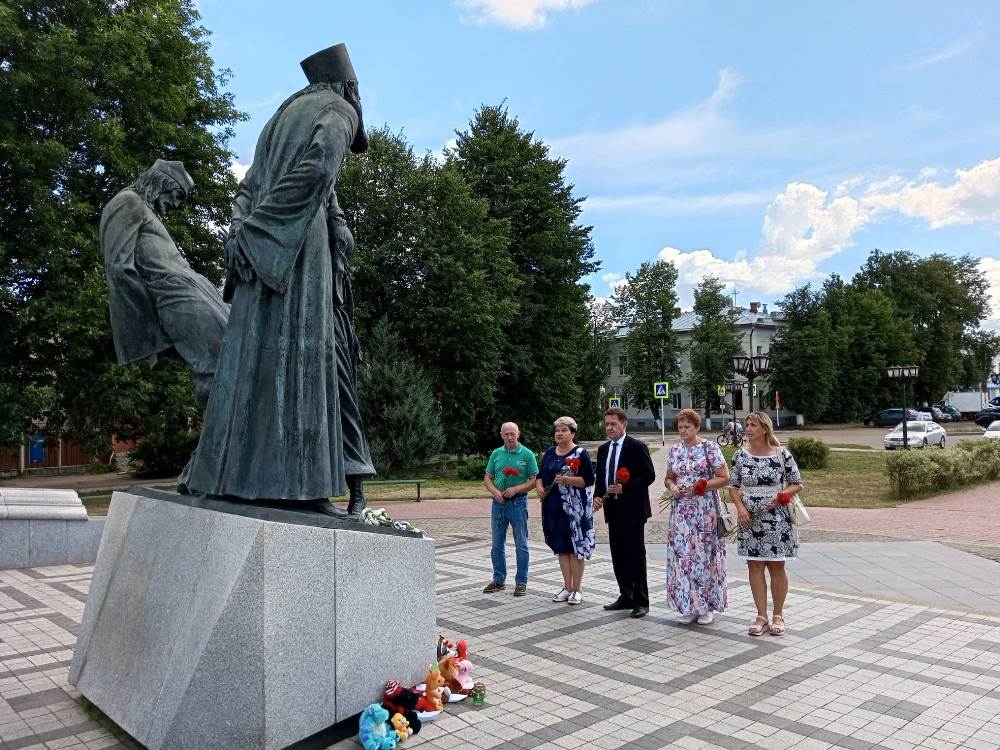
[[653, 381, 669, 399], [608, 397, 621, 409]]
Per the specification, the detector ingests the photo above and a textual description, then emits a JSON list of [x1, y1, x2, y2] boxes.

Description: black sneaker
[[482, 581, 505, 593], [513, 584, 527, 596]]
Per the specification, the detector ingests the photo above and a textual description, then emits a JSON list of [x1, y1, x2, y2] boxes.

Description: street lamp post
[[733, 354, 773, 414], [887, 365, 920, 450]]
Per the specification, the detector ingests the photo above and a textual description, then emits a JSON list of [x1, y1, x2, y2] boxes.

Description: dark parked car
[[864, 408, 918, 427], [975, 408, 1000, 428], [915, 406, 946, 422], [934, 404, 962, 422]]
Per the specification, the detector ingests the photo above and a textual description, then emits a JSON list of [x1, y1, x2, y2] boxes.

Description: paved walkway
[[2, 539, 1000, 750], [808, 484, 1000, 547], [645, 542, 1000, 616]]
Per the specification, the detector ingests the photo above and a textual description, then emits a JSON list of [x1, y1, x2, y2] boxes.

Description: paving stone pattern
[[2, 541, 1000, 750]]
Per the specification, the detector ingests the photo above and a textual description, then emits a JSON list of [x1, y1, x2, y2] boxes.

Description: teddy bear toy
[[415, 663, 445, 712], [438, 653, 464, 696], [358, 703, 398, 750], [390, 712, 412, 741]]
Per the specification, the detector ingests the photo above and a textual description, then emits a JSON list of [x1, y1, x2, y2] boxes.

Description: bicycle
[[717, 422, 744, 448]]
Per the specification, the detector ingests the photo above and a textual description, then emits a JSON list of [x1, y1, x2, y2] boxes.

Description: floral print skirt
[[665, 494, 727, 615]]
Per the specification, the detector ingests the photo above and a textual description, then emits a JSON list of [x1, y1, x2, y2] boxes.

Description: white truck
[[942, 391, 987, 419]]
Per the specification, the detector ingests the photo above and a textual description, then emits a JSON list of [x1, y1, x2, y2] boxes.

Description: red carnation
[[776, 491, 792, 506], [694, 479, 708, 496], [615, 467, 630, 484], [564, 456, 581, 474], [502, 466, 520, 477]]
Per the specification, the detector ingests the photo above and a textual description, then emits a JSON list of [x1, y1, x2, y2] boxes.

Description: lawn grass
[[827, 443, 872, 450], [798, 450, 894, 508]]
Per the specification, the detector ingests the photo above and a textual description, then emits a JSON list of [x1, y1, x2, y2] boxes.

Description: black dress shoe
[[603, 599, 632, 611], [630, 606, 649, 618], [312, 500, 350, 518]]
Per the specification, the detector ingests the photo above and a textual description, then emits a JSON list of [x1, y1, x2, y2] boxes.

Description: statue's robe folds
[[100, 190, 229, 406], [187, 84, 361, 501]]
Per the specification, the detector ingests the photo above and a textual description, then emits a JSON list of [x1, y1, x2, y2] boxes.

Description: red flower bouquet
[[564, 456, 581, 475], [502, 466, 520, 477], [694, 479, 708, 496], [615, 467, 630, 484], [775, 491, 792, 506]]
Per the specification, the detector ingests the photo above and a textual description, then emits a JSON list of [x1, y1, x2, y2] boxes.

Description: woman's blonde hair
[[554, 416, 578, 434], [745, 411, 780, 448]]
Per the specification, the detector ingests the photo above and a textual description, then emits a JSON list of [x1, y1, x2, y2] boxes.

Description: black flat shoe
[[630, 606, 649, 618], [603, 599, 632, 611]]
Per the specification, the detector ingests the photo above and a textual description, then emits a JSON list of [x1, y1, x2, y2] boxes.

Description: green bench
[[363, 478, 428, 502]]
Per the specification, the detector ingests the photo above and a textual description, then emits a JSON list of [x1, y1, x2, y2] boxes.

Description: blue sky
[[198, 0, 1000, 326]]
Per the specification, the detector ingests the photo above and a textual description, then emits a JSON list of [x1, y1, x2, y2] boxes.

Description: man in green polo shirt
[[483, 422, 538, 596]]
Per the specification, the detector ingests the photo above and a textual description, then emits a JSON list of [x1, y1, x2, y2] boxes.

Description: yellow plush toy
[[390, 712, 412, 741]]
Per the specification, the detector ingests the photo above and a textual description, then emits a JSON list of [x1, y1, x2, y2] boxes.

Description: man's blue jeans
[[490, 494, 529, 586]]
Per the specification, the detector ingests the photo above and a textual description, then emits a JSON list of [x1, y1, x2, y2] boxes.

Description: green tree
[[957, 330, 1000, 390], [337, 128, 516, 452], [358, 319, 445, 475], [854, 250, 990, 403], [450, 104, 599, 449], [575, 299, 616, 439], [686, 276, 741, 419], [612, 260, 681, 424], [0, 0, 243, 450], [768, 286, 837, 422]]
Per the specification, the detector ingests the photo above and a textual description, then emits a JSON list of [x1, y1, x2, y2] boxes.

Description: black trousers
[[608, 519, 648, 607]]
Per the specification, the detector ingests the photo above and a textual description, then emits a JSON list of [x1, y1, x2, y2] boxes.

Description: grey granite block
[[334, 527, 437, 719], [28, 520, 68, 566], [66, 519, 106, 564], [0, 519, 29, 569], [7, 505, 88, 520], [70, 491, 436, 750]]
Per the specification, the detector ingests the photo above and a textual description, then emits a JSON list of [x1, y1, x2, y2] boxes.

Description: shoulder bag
[[780, 447, 811, 525], [703, 441, 737, 538]]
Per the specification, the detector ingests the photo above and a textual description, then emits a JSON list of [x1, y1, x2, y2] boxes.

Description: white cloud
[[600, 271, 627, 290], [979, 256, 1000, 329], [551, 69, 802, 186], [230, 160, 251, 183], [640, 157, 1000, 317], [864, 158, 1000, 229], [457, 0, 596, 29], [900, 36, 977, 71]]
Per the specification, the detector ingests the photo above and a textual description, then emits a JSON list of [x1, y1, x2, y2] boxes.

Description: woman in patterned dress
[[536, 416, 596, 605], [728, 411, 804, 637], [663, 409, 730, 625]]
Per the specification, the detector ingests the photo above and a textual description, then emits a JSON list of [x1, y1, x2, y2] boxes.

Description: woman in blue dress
[[536, 416, 596, 605]]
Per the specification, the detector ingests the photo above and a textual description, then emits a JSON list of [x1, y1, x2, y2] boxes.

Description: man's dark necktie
[[607, 441, 618, 489]]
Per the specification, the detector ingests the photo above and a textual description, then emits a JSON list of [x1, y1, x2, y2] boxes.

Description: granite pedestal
[[0, 488, 104, 568], [69, 489, 436, 750]]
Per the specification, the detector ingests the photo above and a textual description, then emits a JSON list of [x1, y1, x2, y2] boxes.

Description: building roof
[[615, 309, 785, 337]]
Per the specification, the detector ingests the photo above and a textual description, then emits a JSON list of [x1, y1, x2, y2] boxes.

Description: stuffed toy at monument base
[[415, 663, 445, 712], [390, 712, 412, 741], [382, 680, 422, 734], [358, 704, 398, 750], [455, 640, 475, 692]]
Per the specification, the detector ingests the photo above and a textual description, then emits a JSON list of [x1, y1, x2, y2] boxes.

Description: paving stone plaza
[[2, 531, 999, 750]]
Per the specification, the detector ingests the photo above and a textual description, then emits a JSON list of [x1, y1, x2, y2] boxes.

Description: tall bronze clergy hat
[[300, 43, 357, 84], [150, 159, 195, 195]]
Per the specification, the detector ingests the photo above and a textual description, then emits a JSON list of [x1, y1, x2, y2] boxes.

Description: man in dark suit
[[593, 407, 656, 618]]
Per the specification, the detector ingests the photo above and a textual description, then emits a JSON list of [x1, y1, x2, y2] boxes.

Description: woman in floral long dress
[[728, 411, 804, 637], [663, 408, 730, 625], [536, 416, 596, 605]]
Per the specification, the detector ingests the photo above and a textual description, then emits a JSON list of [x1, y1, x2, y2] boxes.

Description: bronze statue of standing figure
[[185, 43, 375, 517], [101, 159, 229, 409]]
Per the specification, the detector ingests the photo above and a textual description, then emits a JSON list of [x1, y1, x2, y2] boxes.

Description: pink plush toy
[[456, 640, 475, 692]]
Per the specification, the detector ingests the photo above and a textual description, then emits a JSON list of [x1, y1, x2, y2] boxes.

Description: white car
[[883, 421, 947, 450], [984, 421, 1000, 440]]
